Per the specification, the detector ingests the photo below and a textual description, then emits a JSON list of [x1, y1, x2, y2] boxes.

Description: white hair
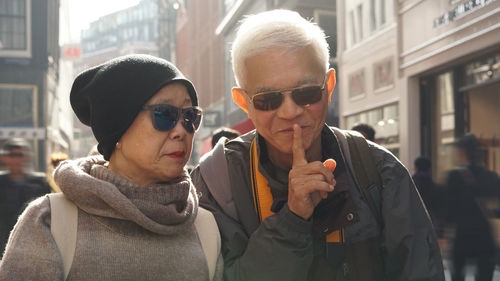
[[231, 9, 330, 86]]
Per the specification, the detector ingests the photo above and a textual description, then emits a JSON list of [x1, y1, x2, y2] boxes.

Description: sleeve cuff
[[278, 204, 313, 234]]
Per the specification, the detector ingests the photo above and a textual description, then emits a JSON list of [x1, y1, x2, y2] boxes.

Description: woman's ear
[[326, 69, 336, 104], [232, 88, 248, 114]]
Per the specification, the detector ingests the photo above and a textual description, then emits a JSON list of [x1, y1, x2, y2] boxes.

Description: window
[[373, 57, 393, 91], [348, 69, 365, 99], [380, 0, 386, 26], [0, 85, 36, 127], [370, 0, 376, 32], [438, 72, 454, 116], [349, 10, 356, 45], [421, 71, 455, 178], [346, 103, 400, 157], [430, 72, 456, 178], [368, 0, 387, 34], [0, 0, 31, 57], [357, 4, 363, 40]]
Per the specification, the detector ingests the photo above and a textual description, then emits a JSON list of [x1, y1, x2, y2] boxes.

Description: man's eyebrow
[[253, 77, 318, 93]]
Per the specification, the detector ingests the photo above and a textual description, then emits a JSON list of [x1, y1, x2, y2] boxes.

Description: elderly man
[[0, 138, 51, 255], [191, 9, 444, 281]]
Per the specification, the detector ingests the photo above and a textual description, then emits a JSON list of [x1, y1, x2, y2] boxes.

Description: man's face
[[2, 148, 28, 174], [240, 46, 329, 165]]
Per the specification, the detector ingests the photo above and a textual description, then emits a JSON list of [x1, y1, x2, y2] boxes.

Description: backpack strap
[[194, 207, 221, 281], [199, 137, 239, 221], [48, 193, 78, 280], [332, 128, 383, 225], [48, 195, 220, 281]]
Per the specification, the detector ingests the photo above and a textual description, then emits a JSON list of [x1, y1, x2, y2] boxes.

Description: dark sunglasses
[[6, 152, 27, 158], [142, 104, 203, 133], [246, 79, 326, 111]]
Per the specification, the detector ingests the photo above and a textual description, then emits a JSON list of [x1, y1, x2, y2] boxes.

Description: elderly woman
[[0, 55, 223, 281]]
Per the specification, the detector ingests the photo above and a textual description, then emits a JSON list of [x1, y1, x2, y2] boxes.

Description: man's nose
[[276, 92, 304, 119]]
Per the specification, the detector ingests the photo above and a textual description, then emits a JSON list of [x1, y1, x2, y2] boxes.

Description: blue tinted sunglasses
[[142, 104, 203, 133]]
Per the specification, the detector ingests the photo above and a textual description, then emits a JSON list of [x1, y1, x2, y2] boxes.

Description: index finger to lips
[[292, 124, 308, 167]]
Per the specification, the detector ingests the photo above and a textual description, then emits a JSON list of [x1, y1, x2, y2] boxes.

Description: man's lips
[[278, 125, 307, 133]]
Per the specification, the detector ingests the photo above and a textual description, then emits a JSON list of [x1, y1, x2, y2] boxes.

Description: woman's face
[[109, 83, 195, 186]]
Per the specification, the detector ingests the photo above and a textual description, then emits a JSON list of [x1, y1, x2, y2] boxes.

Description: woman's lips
[[167, 151, 185, 158]]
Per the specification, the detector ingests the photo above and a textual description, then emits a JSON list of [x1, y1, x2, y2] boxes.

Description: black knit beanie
[[70, 54, 198, 160]]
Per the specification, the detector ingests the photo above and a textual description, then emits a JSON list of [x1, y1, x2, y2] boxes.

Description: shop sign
[[0, 128, 46, 140], [61, 45, 81, 59], [434, 0, 496, 28], [203, 111, 221, 128], [464, 52, 500, 86]]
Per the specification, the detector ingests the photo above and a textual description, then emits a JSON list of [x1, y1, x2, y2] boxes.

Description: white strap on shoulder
[[48, 193, 78, 281], [194, 207, 221, 281]]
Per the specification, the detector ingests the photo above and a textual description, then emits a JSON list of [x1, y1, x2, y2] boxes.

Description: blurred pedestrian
[[211, 127, 240, 148], [445, 133, 500, 281], [50, 152, 68, 170], [48, 152, 69, 193], [351, 123, 375, 142], [413, 156, 445, 236], [0, 138, 51, 256], [413, 157, 437, 216], [0, 55, 222, 280]]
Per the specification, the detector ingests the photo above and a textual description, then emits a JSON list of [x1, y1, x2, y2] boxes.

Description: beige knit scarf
[[54, 156, 198, 235]]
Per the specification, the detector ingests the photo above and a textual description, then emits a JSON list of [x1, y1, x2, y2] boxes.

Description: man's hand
[[288, 124, 335, 219]]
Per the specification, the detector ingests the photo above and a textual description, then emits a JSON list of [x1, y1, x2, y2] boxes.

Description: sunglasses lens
[[291, 86, 323, 106], [251, 85, 323, 111], [7, 152, 26, 158], [181, 107, 202, 133], [152, 105, 179, 131], [252, 92, 283, 111]]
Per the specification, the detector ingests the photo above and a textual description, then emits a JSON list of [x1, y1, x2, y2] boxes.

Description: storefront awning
[[231, 118, 255, 134]]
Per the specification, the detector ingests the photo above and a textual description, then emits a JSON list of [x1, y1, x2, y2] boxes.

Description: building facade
[[0, 0, 60, 171], [72, 0, 178, 157], [175, 0, 225, 162], [77, 0, 160, 72], [399, 0, 500, 179], [337, 0, 400, 156], [337, 0, 500, 178]]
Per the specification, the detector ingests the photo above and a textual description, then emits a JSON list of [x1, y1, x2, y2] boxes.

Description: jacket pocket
[[343, 236, 385, 281]]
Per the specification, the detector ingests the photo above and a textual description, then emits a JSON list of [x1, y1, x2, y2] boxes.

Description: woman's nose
[[169, 119, 187, 140]]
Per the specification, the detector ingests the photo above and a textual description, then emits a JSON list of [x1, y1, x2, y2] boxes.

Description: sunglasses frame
[[5, 152, 27, 158], [142, 104, 203, 133], [244, 75, 328, 111]]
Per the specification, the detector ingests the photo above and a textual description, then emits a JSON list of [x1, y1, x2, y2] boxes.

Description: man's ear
[[232, 88, 248, 114], [326, 68, 336, 104]]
